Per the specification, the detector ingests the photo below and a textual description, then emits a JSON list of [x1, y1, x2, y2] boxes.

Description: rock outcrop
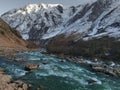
[[0, 68, 30, 90], [24, 64, 39, 71]]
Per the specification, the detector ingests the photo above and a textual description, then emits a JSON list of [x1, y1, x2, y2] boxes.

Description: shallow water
[[0, 50, 120, 90]]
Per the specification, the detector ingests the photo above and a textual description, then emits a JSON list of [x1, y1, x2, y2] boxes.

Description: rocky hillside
[[0, 18, 27, 53]]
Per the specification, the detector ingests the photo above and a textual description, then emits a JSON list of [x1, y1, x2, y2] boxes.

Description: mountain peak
[[18, 3, 63, 14], [40, 3, 63, 8], [25, 3, 63, 10], [2, 0, 120, 43]]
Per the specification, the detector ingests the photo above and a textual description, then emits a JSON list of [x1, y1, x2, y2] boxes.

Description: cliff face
[[0, 18, 27, 52]]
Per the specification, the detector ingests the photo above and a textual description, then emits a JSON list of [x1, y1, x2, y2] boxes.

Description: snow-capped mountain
[[1, 0, 120, 45], [1, 3, 66, 39]]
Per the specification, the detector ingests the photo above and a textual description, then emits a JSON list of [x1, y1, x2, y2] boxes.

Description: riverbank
[[0, 67, 30, 90], [0, 48, 41, 90], [0, 48, 40, 90], [45, 53, 120, 77], [0, 47, 40, 61]]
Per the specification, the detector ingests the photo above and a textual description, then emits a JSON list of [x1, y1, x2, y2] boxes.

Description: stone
[[17, 87, 23, 90], [37, 85, 44, 90], [92, 66, 105, 72], [24, 64, 39, 71], [0, 68, 5, 74], [0, 68, 29, 90], [87, 79, 97, 84], [15, 80, 23, 87], [28, 84, 32, 88], [0, 74, 12, 83], [105, 70, 117, 76], [14, 59, 25, 62], [22, 84, 28, 90]]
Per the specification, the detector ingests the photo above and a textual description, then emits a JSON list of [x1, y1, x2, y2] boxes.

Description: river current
[[0, 50, 120, 90]]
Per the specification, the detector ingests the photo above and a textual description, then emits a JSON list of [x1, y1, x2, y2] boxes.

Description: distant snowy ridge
[[1, 0, 120, 45], [1, 3, 65, 39]]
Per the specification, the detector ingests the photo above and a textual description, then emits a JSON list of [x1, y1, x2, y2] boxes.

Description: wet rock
[[92, 66, 105, 72], [37, 85, 44, 90], [92, 65, 118, 76], [77, 60, 86, 64], [0, 67, 30, 90], [113, 66, 120, 76], [87, 79, 97, 84], [0, 68, 5, 74], [42, 62, 48, 65], [14, 58, 25, 62], [105, 70, 117, 76], [15, 80, 24, 87], [60, 60, 66, 62], [15, 81, 29, 90], [22, 83, 28, 90], [28, 84, 32, 88], [24, 64, 39, 71]]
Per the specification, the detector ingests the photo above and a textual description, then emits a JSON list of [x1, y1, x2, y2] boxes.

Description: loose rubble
[[0, 68, 30, 90], [53, 54, 120, 77]]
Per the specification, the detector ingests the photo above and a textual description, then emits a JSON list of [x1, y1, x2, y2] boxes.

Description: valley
[[0, 0, 120, 90]]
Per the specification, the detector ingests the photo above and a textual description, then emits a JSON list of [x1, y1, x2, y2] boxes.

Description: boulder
[[0, 68, 30, 90], [22, 83, 28, 90], [105, 70, 117, 76], [0, 68, 5, 74], [14, 59, 25, 62], [92, 66, 105, 72], [0, 74, 12, 83], [24, 64, 39, 71]]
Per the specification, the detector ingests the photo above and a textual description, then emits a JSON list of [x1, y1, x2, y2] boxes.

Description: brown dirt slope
[[0, 18, 27, 52]]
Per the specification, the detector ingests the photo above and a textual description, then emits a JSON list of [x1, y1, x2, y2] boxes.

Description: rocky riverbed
[[0, 67, 30, 90], [46, 54, 120, 77]]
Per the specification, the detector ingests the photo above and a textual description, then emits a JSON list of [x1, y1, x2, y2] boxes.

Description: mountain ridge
[[1, 0, 120, 44]]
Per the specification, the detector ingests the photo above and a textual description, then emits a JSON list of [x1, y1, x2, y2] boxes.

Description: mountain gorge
[[1, 0, 120, 60]]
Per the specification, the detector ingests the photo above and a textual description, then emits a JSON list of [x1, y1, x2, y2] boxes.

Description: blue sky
[[0, 0, 95, 15]]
